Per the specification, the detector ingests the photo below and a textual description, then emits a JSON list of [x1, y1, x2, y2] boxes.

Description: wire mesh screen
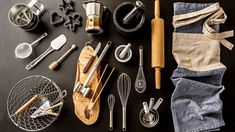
[[7, 75, 65, 131]]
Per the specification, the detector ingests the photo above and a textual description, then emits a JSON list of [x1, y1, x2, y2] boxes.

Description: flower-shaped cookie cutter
[[64, 13, 82, 32], [58, 0, 74, 15]]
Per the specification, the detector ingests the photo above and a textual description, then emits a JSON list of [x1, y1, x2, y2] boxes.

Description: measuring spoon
[[152, 98, 163, 111], [15, 33, 48, 59], [149, 98, 155, 110], [25, 34, 67, 70]]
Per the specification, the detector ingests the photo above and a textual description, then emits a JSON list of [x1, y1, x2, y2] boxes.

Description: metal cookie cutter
[[64, 13, 82, 32], [58, 0, 74, 15], [50, 11, 64, 26]]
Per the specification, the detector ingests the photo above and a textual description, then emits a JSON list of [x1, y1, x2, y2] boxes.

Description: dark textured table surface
[[1, 0, 235, 132]]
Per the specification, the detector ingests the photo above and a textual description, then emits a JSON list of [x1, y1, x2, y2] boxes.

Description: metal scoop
[[135, 46, 146, 93], [15, 33, 48, 59], [26, 34, 67, 70]]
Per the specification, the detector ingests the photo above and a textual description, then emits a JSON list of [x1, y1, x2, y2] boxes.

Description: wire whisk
[[107, 94, 115, 130], [117, 73, 131, 131]]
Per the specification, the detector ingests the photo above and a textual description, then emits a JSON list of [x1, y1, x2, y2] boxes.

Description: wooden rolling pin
[[151, 0, 164, 89]]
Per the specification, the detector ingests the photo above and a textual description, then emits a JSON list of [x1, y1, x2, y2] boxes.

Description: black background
[[1, 0, 235, 132]]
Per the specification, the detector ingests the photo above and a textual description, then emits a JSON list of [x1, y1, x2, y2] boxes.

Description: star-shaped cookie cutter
[[64, 13, 82, 32], [58, 0, 74, 15]]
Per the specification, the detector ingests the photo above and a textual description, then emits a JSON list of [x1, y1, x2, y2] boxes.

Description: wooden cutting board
[[73, 45, 102, 125]]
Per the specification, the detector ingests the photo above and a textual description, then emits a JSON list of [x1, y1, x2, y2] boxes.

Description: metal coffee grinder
[[83, 0, 107, 35]]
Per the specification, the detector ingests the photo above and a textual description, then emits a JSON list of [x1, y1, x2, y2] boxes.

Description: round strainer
[[15, 43, 33, 59], [7, 75, 65, 131]]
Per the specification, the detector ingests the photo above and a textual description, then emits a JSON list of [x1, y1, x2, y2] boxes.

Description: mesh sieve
[[7, 75, 65, 131]]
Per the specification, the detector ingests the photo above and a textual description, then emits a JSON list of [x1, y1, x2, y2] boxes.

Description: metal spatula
[[26, 34, 67, 70]]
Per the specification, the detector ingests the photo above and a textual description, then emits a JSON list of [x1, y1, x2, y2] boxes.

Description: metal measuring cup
[[139, 98, 163, 128], [15, 33, 48, 59], [8, 0, 44, 31]]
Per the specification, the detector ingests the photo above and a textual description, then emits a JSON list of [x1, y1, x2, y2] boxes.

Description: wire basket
[[7, 75, 66, 131]]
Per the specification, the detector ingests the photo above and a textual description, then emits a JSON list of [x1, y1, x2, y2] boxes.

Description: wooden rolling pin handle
[[155, 0, 160, 18], [15, 95, 38, 116], [155, 68, 161, 89]]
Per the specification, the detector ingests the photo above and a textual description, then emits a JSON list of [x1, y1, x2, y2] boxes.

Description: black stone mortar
[[113, 2, 145, 35]]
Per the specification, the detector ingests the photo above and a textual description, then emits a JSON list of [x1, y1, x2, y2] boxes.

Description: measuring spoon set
[[15, 33, 77, 70]]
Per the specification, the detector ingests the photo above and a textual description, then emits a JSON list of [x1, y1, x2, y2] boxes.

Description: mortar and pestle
[[115, 43, 132, 63], [113, 1, 145, 35]]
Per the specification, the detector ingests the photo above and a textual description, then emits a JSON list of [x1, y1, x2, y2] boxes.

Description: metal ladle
[[15, 33, 48, 59]]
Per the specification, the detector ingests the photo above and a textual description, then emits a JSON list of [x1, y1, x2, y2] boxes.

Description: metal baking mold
[[58, 0, 74, 15], [50, 11, 64, 25], [64, 13, 82, 32]]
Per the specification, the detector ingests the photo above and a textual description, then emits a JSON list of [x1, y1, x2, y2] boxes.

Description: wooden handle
[[75, 60, 80, 84], [42, 111, 59, 116], [83, 56, 95, 73], [151, 9, 164, 89], [151, 19, 165, 68], [15, 95, 38, 116], [45, 102, 63, 111], [155, 68, 161, 89], [155, 0, 160, 18]]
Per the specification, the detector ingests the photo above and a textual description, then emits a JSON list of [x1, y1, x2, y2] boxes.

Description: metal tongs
[[30, 90, 67, 118]]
